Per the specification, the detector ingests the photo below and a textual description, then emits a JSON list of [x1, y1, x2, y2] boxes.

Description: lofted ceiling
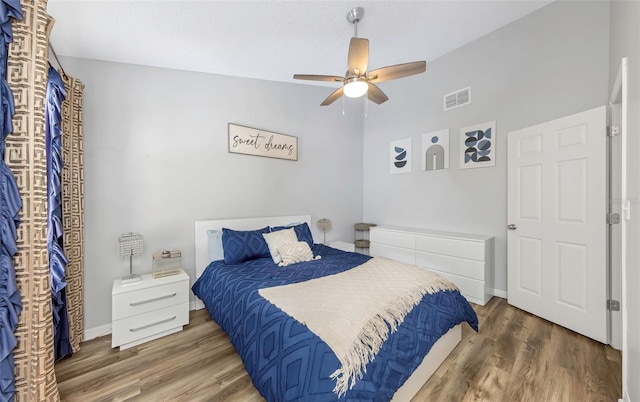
[[46, 1, 555, 87]]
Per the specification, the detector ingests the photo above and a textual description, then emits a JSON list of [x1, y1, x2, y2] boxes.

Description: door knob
[[507, 224, 517, 230]]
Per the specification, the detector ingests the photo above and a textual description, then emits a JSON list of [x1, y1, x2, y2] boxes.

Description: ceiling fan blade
[[368, 61, 427, 83], [347, 37, 369, 76], [367, 83, 389, 104], [321, 87, 345, 106], [293, 74, 344, 82]]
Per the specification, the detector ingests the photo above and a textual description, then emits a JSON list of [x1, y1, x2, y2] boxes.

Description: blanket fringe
[[329, 275, 455, 396]]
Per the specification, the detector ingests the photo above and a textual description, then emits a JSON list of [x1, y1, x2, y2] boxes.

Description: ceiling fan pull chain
[[364, 95, 368, 118], [342, 94, 345, 115]]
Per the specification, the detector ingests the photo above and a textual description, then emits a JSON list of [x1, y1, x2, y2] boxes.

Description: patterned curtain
[[59, 73, 84, 353], [5, 0, 61, 399], [0, 1, 23, 400], [45, 66, 71, 361]]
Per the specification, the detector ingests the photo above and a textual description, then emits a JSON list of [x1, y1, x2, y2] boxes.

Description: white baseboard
[[492, 288, 507, 299], [621, 390, 631, 402], [84, 323, 112, 341], [194, 298, 205, 310]]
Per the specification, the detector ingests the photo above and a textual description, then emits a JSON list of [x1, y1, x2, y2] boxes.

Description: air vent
[[443, 86, 471, 111]]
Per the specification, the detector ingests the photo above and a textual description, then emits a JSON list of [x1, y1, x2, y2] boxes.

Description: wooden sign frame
[[228, 124, 298, 161]]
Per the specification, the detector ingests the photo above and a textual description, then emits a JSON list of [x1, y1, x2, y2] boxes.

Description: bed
[[192, 215, 478, 401]]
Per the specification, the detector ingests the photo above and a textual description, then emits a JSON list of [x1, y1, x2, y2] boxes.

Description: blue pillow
[[270, 222, 314, 247], [222, 226, 270, 264]]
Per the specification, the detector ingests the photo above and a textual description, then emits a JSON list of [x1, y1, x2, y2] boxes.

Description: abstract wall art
[[390, 138, 412, 174], [421, 129, 449, 171], [460, 121, 496, 169]]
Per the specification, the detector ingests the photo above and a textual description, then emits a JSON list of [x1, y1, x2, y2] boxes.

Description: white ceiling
[[46, 1, 555, 87]]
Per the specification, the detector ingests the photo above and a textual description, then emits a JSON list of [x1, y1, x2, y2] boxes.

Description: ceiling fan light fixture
[[292, 6, 426, 106], [343, 77, 368, 98]]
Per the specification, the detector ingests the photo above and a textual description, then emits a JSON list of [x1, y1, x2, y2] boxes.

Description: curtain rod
[[49, 43, 67, 78]]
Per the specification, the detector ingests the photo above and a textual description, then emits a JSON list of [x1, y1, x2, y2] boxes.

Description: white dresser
[[112, 270, 190, 350], [370, 225, 494, 305]]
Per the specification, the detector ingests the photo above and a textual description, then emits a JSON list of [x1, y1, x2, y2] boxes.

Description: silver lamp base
[[121, 273, 141, 285]]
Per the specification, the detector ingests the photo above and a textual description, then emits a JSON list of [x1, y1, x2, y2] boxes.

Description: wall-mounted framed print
[[460, 121, 496, 169], [390, 138, 412, 174], [422, 129, 449, 171], [228, 123, 298, 161]]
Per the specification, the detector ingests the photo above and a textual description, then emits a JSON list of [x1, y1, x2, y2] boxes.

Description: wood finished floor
[[55, 297, 621, 401]]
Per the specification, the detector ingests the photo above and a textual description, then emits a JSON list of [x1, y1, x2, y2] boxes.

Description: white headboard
[[194, 215, 312, 280]]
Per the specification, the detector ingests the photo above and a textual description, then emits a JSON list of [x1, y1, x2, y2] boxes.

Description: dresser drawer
[[370, 229, 415, 249], [428, 268, 488, 305], [112, 302, 189, 348], [370, 243, 415, 265], [415, 250, 485, 281], [112, 280, 189, 321], [415, 235, 485, 261]]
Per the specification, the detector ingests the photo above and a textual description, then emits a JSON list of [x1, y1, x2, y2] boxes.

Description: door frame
[[609, 56, 628, 395]]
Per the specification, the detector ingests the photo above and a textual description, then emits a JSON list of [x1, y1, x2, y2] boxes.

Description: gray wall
[[60, 57, 365, 330], [609, 1, 640, 400], [362, 1, 610, 295], [64, 0, 620, 339]]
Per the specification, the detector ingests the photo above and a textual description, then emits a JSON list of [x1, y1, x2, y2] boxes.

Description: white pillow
[[262, 228, 298, 264], [278, 241, 320, 267], [207, 229, 223, 261]]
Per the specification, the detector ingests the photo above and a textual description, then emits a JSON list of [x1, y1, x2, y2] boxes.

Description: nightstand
[[112, 270, 190, 350], [329, 240, 356, 253]]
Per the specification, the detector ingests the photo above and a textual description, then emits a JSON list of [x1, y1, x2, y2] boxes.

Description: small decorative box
[[152, 250, 182, 278]]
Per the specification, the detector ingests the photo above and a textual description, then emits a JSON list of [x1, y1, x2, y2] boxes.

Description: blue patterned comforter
[[192, 244, 478, 402]]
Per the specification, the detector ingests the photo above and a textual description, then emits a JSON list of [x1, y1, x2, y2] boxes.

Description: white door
[[507, 106, 607, 343]]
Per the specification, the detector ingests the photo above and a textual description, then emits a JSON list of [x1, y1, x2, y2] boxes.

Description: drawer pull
[[129, 292, 177, 306], [129, 316, 177, 332]]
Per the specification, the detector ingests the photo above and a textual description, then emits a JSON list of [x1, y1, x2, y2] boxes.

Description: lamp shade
[[317, 218, 332, 232], [118, 232, 143, 284], [118, 232, 143, 257], [317, 218, 332, 244], [343, 78, 368, 98]]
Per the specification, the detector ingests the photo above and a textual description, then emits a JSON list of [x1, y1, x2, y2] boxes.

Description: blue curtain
[[45, 66, 72, 361], [0, 1, 23, 401]]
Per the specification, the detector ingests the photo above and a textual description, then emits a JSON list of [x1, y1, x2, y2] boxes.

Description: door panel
[[508, 105, 607, 343], [518, 237, 542, 295], [519, 165, 542, 220], [557, 159, 587, 223], [556, 241, 587, 310]]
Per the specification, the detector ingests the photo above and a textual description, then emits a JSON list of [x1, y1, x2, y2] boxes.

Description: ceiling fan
[[293, 7, 427, 106]]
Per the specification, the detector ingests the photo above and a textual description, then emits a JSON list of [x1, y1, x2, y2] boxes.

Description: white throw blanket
[[258, 257, 458, 396]]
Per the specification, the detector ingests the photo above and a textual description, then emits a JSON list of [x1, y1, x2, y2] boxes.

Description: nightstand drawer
[[329, 241, 355, 252], [112, 281, 189, 321], [112, 302, 189, 348]]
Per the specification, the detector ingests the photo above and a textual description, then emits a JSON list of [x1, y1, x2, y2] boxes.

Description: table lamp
[[118, 232, 144, 284]]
